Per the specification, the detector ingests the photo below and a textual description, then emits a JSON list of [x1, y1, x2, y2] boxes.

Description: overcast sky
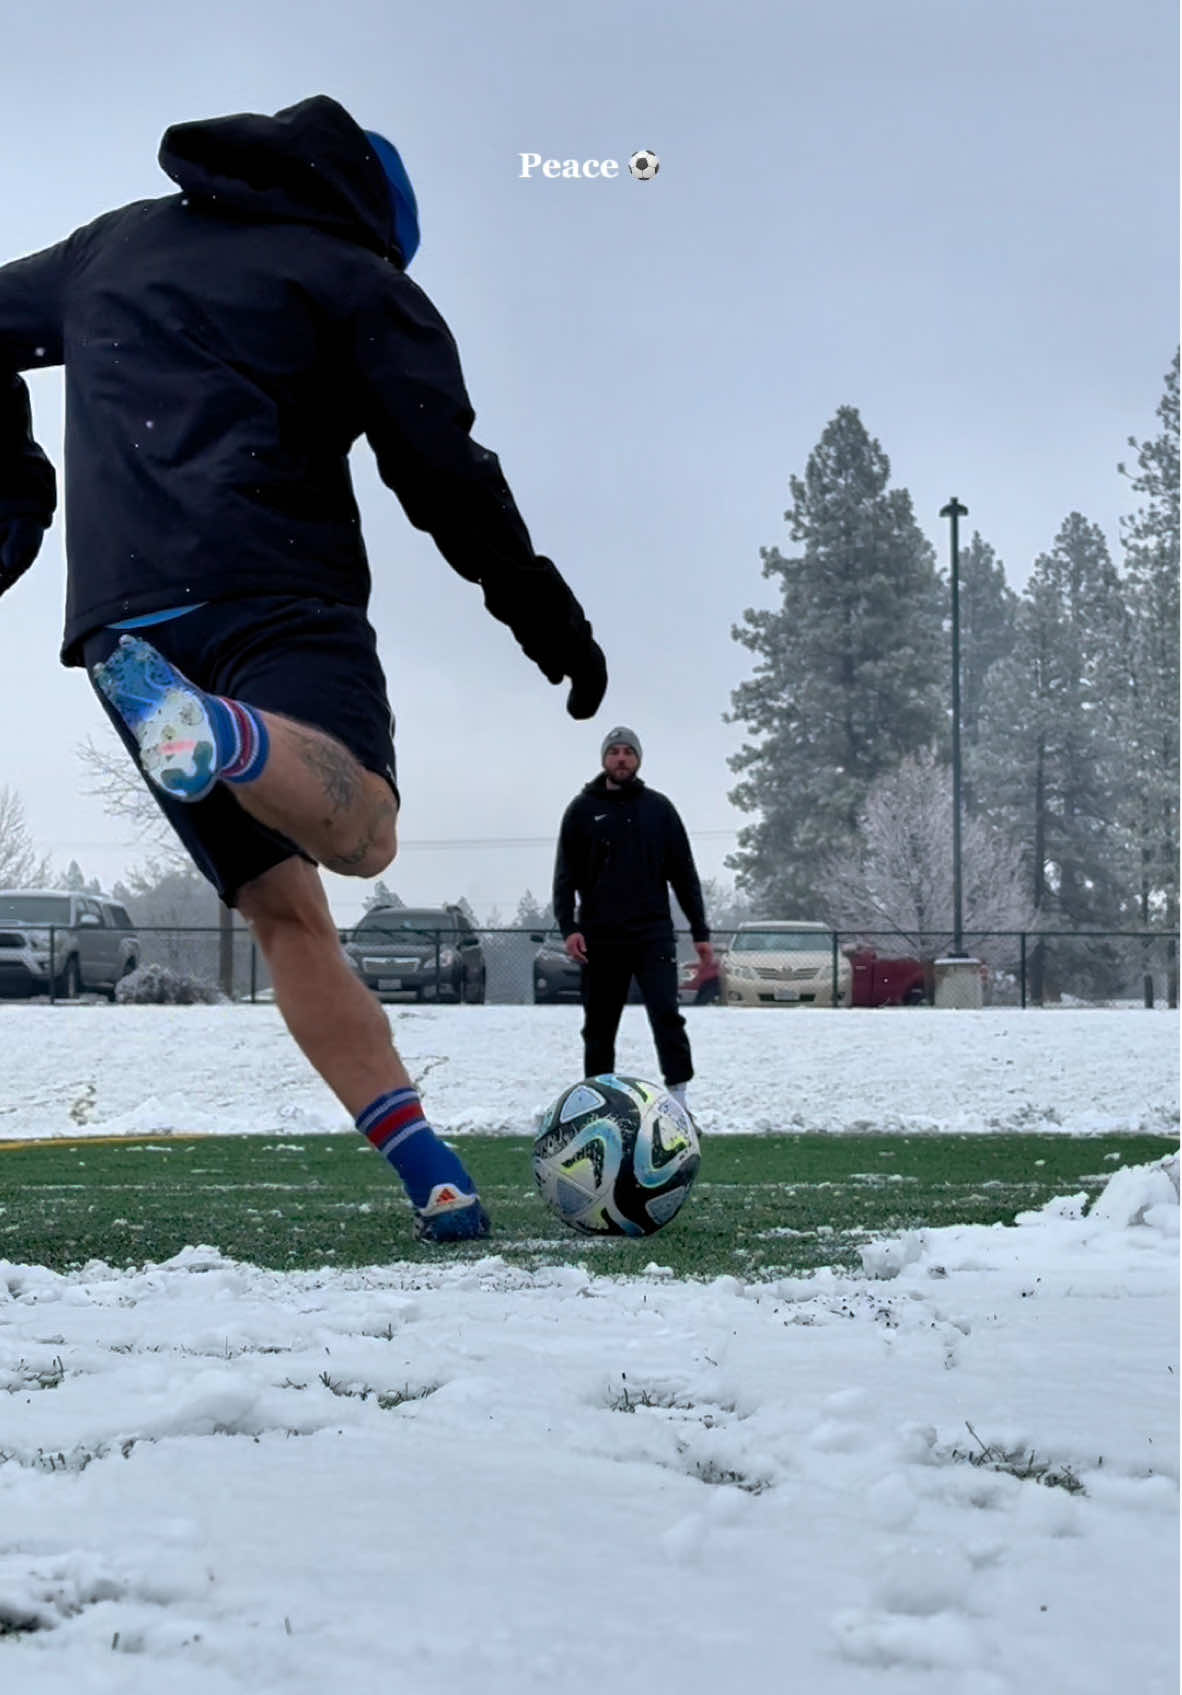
[[0, 0, 1176, 925]]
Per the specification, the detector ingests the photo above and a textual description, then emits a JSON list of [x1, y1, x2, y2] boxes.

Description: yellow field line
[[0, 1133, 211, 1152]]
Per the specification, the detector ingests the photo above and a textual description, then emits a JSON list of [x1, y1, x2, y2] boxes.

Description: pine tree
[[514, 888, 553, 931], [958, 532, 1017, 814], [60, 859, 101, 893], [975, 514, 1127, 996], [727, 407, 944, 909], [1117, 351, 1179, 1003]]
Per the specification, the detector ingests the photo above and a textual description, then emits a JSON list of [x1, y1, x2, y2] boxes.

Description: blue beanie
[[364, 130, 420, 266]]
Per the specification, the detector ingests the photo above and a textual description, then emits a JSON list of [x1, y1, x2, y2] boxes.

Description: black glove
[[565, 638, 607, 720], [489, 554, 607, 716], [0, 516, 47, 597]]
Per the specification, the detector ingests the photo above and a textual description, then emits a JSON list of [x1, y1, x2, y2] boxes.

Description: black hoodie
[[0, 95, 592, 673], [552, 774, 711, 946]]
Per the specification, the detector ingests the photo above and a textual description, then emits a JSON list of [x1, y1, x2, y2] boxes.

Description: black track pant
[[580, 939, 693, 1087]]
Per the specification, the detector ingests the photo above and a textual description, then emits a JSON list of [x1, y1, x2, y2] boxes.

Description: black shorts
[[82, 596, 398, 906]]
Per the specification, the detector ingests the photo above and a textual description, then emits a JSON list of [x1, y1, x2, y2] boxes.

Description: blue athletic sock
[[206, 695, 270, 785], [356, 1088, 476, 1209]]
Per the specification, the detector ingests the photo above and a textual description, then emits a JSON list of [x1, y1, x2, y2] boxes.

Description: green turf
[[1, 1132, 1174, 1280]]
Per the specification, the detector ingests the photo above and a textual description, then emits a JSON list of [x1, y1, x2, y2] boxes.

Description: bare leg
[[232, 713, 397, 878], [236, 856, 411, 1117], [236, 813, 489, 1241]]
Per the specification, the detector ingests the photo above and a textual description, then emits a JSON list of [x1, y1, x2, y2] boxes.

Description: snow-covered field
[[0, 1004, 1178, 1693], [0, 1002, 1177, 1140]]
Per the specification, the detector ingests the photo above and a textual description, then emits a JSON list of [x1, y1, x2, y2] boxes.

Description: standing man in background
[[553, 727, 714, 1110]]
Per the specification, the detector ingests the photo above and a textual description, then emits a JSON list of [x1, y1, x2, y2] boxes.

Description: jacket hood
[[158, 94, 405, 262], [363, 131, 420, 266]]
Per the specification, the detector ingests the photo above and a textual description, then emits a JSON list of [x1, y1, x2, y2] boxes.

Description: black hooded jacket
[[0, 95, 593, 672], [553, 775, 711, 946]]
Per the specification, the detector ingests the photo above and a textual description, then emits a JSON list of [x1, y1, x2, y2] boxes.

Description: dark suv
[[345, 905, 487, 1003], [530, 931, 644, 1005], [0, 889, 141, 999]]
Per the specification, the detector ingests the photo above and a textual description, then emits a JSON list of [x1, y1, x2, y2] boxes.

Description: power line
[[44, 827, 743, 853], [375, 828, 740, 852]]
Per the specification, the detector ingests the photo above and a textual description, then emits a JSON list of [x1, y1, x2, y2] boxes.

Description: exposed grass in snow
[[947, 1421, 1088, 1495], [2, 1130, 1175, 1278]]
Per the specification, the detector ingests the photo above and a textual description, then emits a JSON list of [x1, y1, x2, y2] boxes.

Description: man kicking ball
[[0, 95, 606, 1241]]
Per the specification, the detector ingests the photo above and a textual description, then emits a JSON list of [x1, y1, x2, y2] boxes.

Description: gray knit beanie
[[601, 725, 642, 766]]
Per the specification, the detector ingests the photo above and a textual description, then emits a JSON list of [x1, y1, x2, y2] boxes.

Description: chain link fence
[[10, 923, 1178, 1009], [834, 929, 1180, 1009]]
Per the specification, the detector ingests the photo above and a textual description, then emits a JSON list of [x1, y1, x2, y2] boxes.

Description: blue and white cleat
[[413, 1182, 492, 1244], [94, 635, 219, 802]]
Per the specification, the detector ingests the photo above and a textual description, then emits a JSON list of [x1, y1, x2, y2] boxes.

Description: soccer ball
[[533, 1074, 700, 1237], [628, 150, 660, 182]]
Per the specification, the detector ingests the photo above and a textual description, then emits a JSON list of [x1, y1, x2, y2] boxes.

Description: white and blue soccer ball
[[628, 150, 660, 182], [533, 1074, 700, 1236]]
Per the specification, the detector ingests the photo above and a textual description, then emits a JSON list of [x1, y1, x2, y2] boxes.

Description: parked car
[[531, 931, 581, 1003], [678, 956, 721, 1005], [530, 931, 645, 1005], [0, 889, 141, 999], [343, 904, 486, 1003], [846, 945, 930, 1007], [721, 920, 851, 1007]]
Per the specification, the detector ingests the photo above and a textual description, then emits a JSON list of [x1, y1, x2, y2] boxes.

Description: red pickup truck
[[845, 946, 930, 1007]]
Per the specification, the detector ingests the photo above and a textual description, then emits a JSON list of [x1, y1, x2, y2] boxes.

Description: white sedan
[[721, 921, 851, 1007]]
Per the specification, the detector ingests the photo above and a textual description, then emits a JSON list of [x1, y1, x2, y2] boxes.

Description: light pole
[[940, 497, 968, 957]]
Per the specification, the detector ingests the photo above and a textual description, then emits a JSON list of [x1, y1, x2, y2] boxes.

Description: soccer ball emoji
[[628, 150, 660, 182]]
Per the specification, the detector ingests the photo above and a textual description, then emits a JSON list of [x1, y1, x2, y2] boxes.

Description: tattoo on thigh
[[295, 729, 361, 814], [324, 787, 397, 873]]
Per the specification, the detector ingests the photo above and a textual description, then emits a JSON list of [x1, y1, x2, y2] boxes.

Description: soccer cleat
[[94, 635, 220, 802], [413, 1182, 491, 1243]]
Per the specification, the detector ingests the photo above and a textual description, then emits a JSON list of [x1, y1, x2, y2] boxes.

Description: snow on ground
[[0, 1004, 1177, 1693], [0, 1002, 1177, 1141], [0, 1158, 1177, 1695]]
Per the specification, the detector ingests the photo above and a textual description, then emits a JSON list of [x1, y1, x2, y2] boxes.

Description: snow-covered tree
[[817, 749, 1035, 966], [0, 785, 52, 889], [77, 722, 236, 990], [76, 723, 188, 868], [681, 875, 755, 941], [363, 879, 405, 911], [112, 860, 234, 989], [727, 406, 944, 910]]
